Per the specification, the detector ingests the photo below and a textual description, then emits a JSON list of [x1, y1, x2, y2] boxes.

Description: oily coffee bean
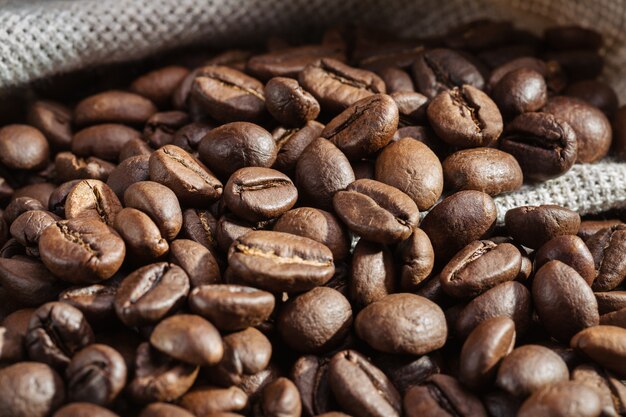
[[170, 239, 221, 287], [199, 122, 277, 180], [492, 68, 547, 118], [119, 137, 153, 160], [72, 124, 141, 161], [224, 167, 297, 222], [59, 283, 117, 323], [178, 385, 248, 416], [190, 285, 274, 331], [181, 208, 219, 251], [64, 179, 122, 225], [333, 179, 419, 244], [48, 180, 82, 216], [260, 377, 302, 417], [27, 100, 73, 149], [442, 147, 523, 196], [124, 181, 183, 240], [440, 240, 522, 298], [427, 85, 503, 148], [391, 91, 428, 126], [39, 217, 126, 284], [0, 362, 65, 417], [272, 120, 324, 173], [505, 205, 580, 249], [565, 79, 619, 117], [55, 152, 116, 182], [500, 111, 578, 181], [66, 343, 127, 405], [411, 48, 485, 99], [376, 66, 415, 93], [10, 209, 59, 252], [114, 263, 189, 327], [517, 381, 602, 417], [571, 325, 626, 377], [106, 155, 150, 199], [114, 207, 169, 260], [74, 90, 157, 127], [586, 225, 626, 291], [350, 239, 396, 308], [291, 355, 336, 417], [295, 137, 355, 210], [0, 257, 64, 306], [216, 215, 255, 253], [129, 65, 190, 108], [172, 121, 213, 151], [265, 77, 320, 126], [534, 234, 596, 285], [143, 111, 190, 148], [0, 124, 49, 170], [395, 227, 434, 290], [139, 403, 195, 417], [321, 94, 398, 160], [25, 301, 95, 369], [228, 230, 334, 293], [355, 293, 447, 355]]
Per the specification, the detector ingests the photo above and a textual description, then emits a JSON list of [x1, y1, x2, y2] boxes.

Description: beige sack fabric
[[1, 0, 625, 222]]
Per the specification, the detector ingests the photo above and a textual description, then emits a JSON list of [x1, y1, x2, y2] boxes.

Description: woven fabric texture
[[1, 0, 625, 221]]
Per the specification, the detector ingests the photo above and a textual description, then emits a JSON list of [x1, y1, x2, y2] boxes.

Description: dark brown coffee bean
[[12, 183, 56, 208], [65, 179, 122, 225], [114, 207, 169, 260], [72, 124, 140, 161], [0, 324, 24, 362], [600, 306, 626, 328], [0, 362, 65, 417], [492, 68, 547, 118], [139, 403, 195, 417], [47, 180, 82, 216], [0, 125, 49, 171], [265, 77, 320, 127], [59, 283, 117, 323], [180, 208, 219, 252], [573, 364, 626, 416], [488, 57, 551, 89], [586, 225, 626, 291], [260, 377, 302, 417], [445, 20, 515, 51], [173, 121, 214, 152], [456, 281, 532, 340], [190, 285, 274, 331], [518, 380, 602, 417], [333, 179, 419, 244], [545, 49, 604, 81], [441, 240, 522, 298], [124, 181, 183, 240], [376, 66, 415, 93], [170, 239, 220, 287], [55, 152, 116, 182], [427, 85, 503, 148], [128, 342, 199, 403], [26, 301, 95, 369], [403, 374, 488, 417], [114, 263, 189, 327], [0, 257, 63, 306], [224, 167, 297, 222], [565, 80, 618, 117], [39, 217, 125, 284], [228, 230, 334, 293], [412, 48, 485, 99], [199, 122, 277, 180], [52, 403, 120, 417], [74, 90, 157, 126], [295, 138, 354, 210], [596, 291, 626, 315], [129, 65, 190, 108], [179, 385, 248, 416], [272, 120, 324, 173], [356, 293, 446, 355], [118, 137, 153, 161], [143, 111, 190, 148], [192, 65, 265, 122], [505, 205, 580, 249], [27, 100, 73, 149], [328, 350, 401, 417], [571, 325, 626, 377], [291, 355, 336, 417], [66, 343, 127, 405], [299, 58, 385, 114], [106, 155, 150, 199], [10, 210, 59, 253], [534, 235, 595, 285], [391, 91, 428, 126], [442, 147, 523, 196], [216, 215, 254, 253], [373, 354, 439, 395], [350, 239, 395, 308], [544, 25, 603, 51], [543, 96, 612, 163], [396, 228, 434, 291], [322, 94, 398, 160], [4, 196, 46, 224], [375, 137, 443, 210]]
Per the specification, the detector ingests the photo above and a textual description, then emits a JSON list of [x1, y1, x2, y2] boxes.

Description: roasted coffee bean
[[333, 179, 418, 244], [64, 179, 122, 225], [114, 207, 169, 260], [427, 85, 503, 148], [106, 155, 150, 199], [0, 324, 25, 362], [299, 58, 385, 114], [4, 196, 46, 224], [545, 49, 604, 81], [143, 111, 190, 148], [586, 225, 626, 291], [441, 240, 522, 298], [328, 350, 402, 417], [265, 77, 320, 126], [199, 122, 277, 180], [180, 208, 218, 251], [278, 287, 352, 354], [596, 291, 626, 315], [128, 342, 199, 403], [0, 362, 65, 417], [59, 284, 117, 323], [571, 325, 626, 377], [403, 374, 488, 417], [74, 90, 157, 126], [228, 230, 334, 293], [26, 301, 95, 369], [66, 343, 127, 405], [376, 66, 415, 93], [291, 355, 336, 417], [0, 124, 49, 170], [517, 380, 602, 417], [295, 138, 355, 210], [55, 152, 116, 182], [396, 228, 434, 290], [375, 137, 443, 210], [10, 210, 59, 253], [443, 147, 523, 196], [350, 239, 395, 308], [272, 120, 324, 173], [544, 25, 603, 51], [321, 94, 398, 160], [373, 354, 439, 395], [224, 167, 297, 222], [72, 124, 141, 161], [246, 44, 344, 80], [179, 385, 248, 416], [47, 180, 81, 216], [274, 207, 350, 261], [12, 183, 57, 207], [192, 65, 265, 122], [445, 20, 515, 50], [139, 403, 195, 417], [565, 79, 619, 117], [53, 403, 120, 417], [505, 205, 580, 249], [500, 112, 577, 181], [124, 181, 183, 240], [391, 91, 428, 126], [600, 307, 626, 328], [356, 293, 447, 355], [118, 137, 153, 160], [170, 239, 220, 287], [129, 65, 190, 108], [411, 48, 485, 98], [172, 121, 213, 152], [190, 285, 274, 331], [27, 100, 73, 149], [543, 96, 612, 163], [492, 68, 547, 118], [534, 235, 596, 285], [114, 263, 189, 327], [216, 215, 255, 253], [39, 217, 125, 284], [0, 257, 64, 306], [260, 377, 302, 417], [572, 363, 626, 416]]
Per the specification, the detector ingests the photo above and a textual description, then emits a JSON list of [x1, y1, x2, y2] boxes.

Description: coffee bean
[[172, 121, 213, 152], [129, 65, 190, 108], [544, 25, 603, 51], [391, 125, 448, 158], [114, 207, 169, 260], [0, 125, 49, 170], [427, 85, 503, 148], [118, 138, 153, 161], [52, 403, 120, 417], [572, 363, 626, 416], [545, 49, 604, 81], [0, 362, 65, 417], [391, 91, 428, 126], [143, 111, 190, 148], [272, 120, 324, 173], [216, 215, 254, 253], [291, 355, 336, 417], [565, 79, 619, 117], [27, 100, 73, 149], [356, 293, 447, 355], [396, 228, 434, 290], [72, 124, 141, 161], [59, 283, 117, 323], [596, 291, 626, 315], [376, 66, 415, 93], [106, 155, 150, 199], [179, 385, 248, 416], [55, 152, 116, 182], [46, 180, 81, 216], [66, 343, 127, 405], [600, 307, 626, 328], [114, 262, 189, 327], [64, 179, 122, 225], [586, 225, 626, 291], [170, 239, 220, 287], [4, 196, 46, 224], [265, 77, 320, 127], [328, 350, 402, 417], [518, 380, 602, 417], [350, 239, 395, 308], [506, 205, 580, 249], [492, 68, 547, 118], [124, 181, 183, 241], [321, 94, 398, 160], [0, 257, 64, 306], [534, 235, 596, 285], [373, 354, 439, 395], [74, 90, 157, 127], [260, 377, 302, 417], [10, 210, 59, 253], [571, 325, 626, 377], [139, 403, 195, 417]]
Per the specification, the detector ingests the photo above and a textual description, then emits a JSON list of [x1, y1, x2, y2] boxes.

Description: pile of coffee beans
[[0, 19, 625, 417]]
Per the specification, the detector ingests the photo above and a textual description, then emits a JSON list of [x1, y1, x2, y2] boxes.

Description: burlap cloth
[[1, 0, 625, 223]]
